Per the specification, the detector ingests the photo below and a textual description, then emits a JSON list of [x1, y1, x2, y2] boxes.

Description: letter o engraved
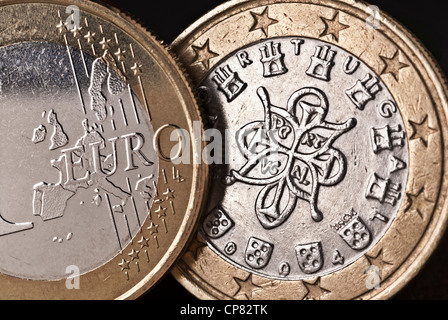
[[225, 242, 237, 255], [154, 124, 185, 162]]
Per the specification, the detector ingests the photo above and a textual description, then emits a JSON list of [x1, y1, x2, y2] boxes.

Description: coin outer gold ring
[[0, 0, 207, 299], [170, 0, 448, 300]]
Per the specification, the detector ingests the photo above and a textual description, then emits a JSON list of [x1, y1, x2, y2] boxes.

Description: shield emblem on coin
[[245, 237, 274, 269], [338, 217, 372, 251], [295, 242, 323, 274], [202, 207, 234, 239]]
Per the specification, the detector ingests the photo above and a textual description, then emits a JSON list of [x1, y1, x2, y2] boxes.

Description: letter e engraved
[[306, 45, 336, 81], [62, 146, 90, 186], [65, 265, 80, 290]]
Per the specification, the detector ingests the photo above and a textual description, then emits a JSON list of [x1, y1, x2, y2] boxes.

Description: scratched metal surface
[[0, 41, 158, 281], [105, 0, 448, 300]]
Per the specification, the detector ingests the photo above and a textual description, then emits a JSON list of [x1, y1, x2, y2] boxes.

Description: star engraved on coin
[[409, 115, 437, 147], [319, 12, 349, 42], [114, 48, 126, 62], [131, 62, 143, 76], [128, 249, 140, 261], [155, 205, 167, 218], [365, 248, 393, 280], [404, 187, 434, 219], [84, 31, 96, 44], [138, 236, 150, 249], [147, 222, 159, 235], [119, 259, 131, 271], [191, 39, 219, 70], [99, 37, 112, 50], [249, 7, 278, 37], [186, 234, 207, 260], [70, 25, 83, 38], [302, 278, 330, 300], [379, 50, 409, 82], [233, 274, 262, 299]]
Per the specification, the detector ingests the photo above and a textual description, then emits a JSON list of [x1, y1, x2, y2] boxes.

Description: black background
[[96, 0, 448, 301]]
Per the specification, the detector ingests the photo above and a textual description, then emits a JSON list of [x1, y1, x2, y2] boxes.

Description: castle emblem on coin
[[199, 37, 409, 280]]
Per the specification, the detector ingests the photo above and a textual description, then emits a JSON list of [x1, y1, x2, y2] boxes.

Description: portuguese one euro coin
[[170, 0, 448, 299], [0, 0, 206, 299]]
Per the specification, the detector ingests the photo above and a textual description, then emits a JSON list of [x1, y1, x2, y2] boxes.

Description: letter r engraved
[[237, 51, 253, 68], [121, 133, 153, 172]]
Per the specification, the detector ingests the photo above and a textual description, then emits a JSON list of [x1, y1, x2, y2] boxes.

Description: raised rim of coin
[[170, 0, 448, 300], [0, 0, 207, 299]]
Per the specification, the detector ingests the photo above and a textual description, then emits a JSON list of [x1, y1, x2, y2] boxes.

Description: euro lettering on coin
[[170, 0, 448, 300], [0, 0, 206, 299]]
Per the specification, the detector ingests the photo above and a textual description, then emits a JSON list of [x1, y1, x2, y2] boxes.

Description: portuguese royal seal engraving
[[224, 86, 356, 227], [197, 37, 409, 280]]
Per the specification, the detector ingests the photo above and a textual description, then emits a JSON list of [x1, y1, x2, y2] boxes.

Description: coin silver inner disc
[[0, 42, 158, 281], [198, 37, 409, 280]]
